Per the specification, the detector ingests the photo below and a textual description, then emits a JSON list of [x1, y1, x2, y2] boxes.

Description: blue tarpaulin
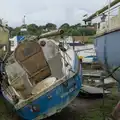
[[17, 36, 25, 43]]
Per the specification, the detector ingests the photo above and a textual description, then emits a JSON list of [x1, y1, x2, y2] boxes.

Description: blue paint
[[93, 56, 98, 62], [84, 56, 98, 62], [95, 30, 120, 67], [68, 43, 84, 46], [85, 56, 95, 58], [17, 36, 25, 43], [95, 30, 120, 84], [17, 74, 81, 120]]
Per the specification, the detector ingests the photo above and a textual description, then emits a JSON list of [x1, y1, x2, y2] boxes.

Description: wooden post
[[111, 101, 120, 120]]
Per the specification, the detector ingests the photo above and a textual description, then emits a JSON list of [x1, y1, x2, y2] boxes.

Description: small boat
[[0, 29, 82, 120], [60, 36, 97, 63], [76, 44, 97, 63]]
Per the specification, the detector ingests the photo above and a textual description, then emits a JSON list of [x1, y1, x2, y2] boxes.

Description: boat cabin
[[5, 40, 68, 100]]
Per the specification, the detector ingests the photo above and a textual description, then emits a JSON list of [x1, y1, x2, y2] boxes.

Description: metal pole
[[23, 15, 25, 25], [108, 0, 111, 30], [73, 37, 75, 50], [96, 12, 99, 32]]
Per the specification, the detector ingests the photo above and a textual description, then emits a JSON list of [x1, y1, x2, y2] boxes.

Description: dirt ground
[[46, 97, 102, 120], [46, 94, 120, 120], [0, 89, 119, 120]]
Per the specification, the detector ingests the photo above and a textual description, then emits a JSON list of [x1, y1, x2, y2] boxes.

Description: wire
[[104, 66, 120, 83]]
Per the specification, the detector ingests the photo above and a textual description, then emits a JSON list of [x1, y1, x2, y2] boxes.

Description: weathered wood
[[14, 41, 51, 83], [81, 85, 110, 94], [83, 70, 103, 77]]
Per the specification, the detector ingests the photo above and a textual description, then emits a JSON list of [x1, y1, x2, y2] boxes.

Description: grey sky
[[0, 0, 109, 27]]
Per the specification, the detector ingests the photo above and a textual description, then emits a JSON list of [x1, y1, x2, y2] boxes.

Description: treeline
[[8, 23, 96, 37]]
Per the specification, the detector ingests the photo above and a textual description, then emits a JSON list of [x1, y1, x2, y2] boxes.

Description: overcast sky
[[0, 0, 110, 27]]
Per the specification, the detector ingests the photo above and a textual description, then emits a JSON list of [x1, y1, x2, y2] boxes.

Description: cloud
[[0, 0, 110, 27]]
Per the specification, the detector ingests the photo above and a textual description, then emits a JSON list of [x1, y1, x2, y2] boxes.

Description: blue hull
[[16, 74, 81, 120], [95, 29, 120, 81]]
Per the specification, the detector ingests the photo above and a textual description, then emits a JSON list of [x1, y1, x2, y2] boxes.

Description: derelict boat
[[84, 0, 120, 81], [1, 30, 82, 120], [94, 1, 120, 81]]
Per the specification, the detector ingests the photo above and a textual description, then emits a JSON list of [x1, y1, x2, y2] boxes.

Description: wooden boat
[[1, 30, 82, 120]]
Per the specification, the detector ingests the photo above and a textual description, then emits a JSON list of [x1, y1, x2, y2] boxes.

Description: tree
[[9, 22, 96, 38], [59, 23, 70, 29], [45, 23, 57, 31], [11, 27, 21, 36], [27, 24, 39, 35]]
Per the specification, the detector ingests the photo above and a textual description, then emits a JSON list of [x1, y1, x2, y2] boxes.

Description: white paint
[[39, 39, 59, 61], [9, 36, 18, 51], [32, 77, 56, 95]]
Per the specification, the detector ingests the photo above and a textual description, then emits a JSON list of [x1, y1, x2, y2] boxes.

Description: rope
[[58, 36, 74, 72]]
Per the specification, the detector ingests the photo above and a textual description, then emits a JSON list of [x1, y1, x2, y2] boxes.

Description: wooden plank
[[83, 70, 103, 77], [81, 85, 110, 94]]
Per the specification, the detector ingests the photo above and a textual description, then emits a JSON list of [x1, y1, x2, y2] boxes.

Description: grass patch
[[81, 88, 120, 120]]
